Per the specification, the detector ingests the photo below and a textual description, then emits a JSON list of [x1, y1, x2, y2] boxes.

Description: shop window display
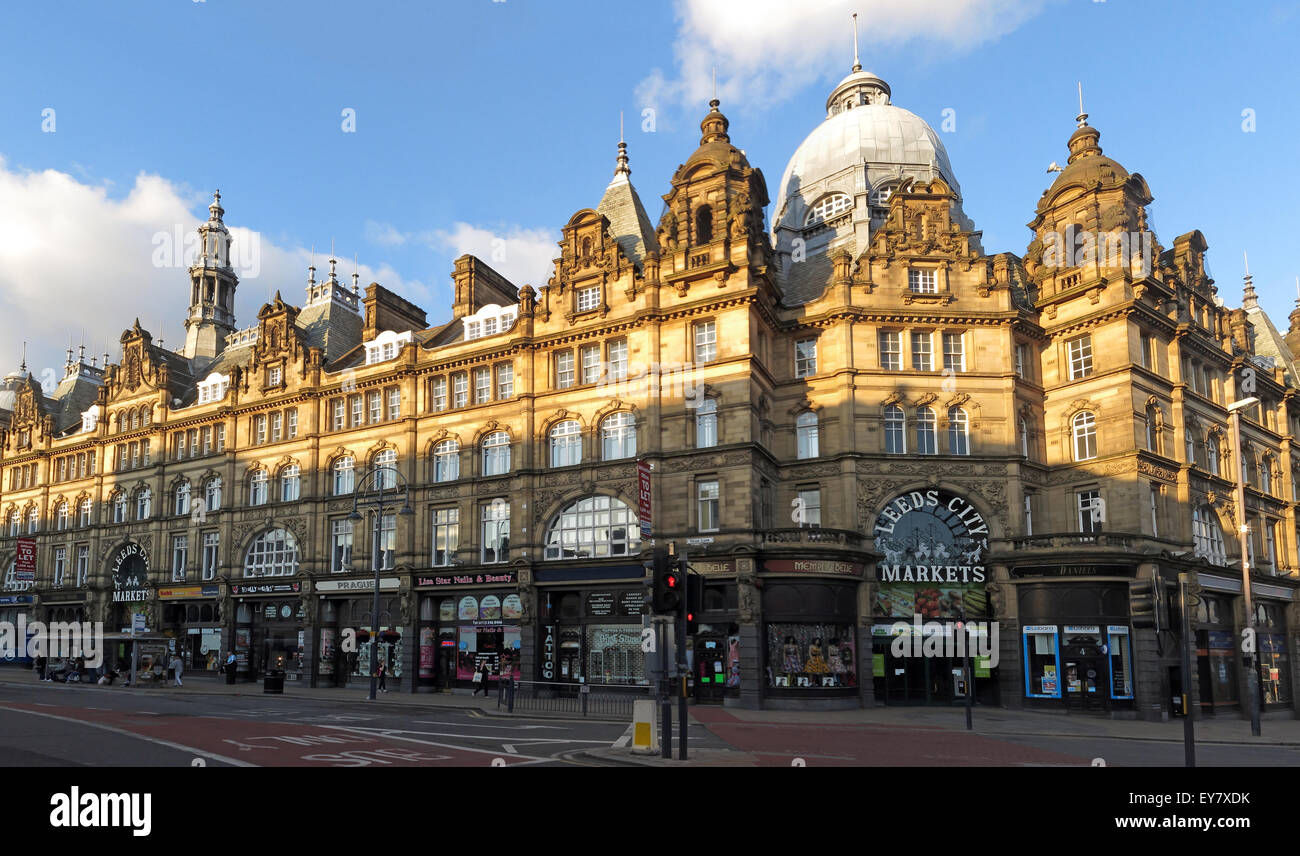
[[766, 623, 856, 688]]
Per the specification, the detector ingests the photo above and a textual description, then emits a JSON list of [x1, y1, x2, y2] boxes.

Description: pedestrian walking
[[475, 662, 492, 697], [171, 653, 184, 687], [377, 660, 388, 693], [34, 655, 46, 682]]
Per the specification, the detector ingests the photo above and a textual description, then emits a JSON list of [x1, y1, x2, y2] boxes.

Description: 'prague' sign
[[110, 542, 150, 602], [873, 490, 989, 584]]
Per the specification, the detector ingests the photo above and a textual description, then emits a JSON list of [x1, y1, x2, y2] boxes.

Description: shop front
[[415, 570, 521, 692], [158, 584, 222, 673], [314, 577, 403, 689], [1014, 577, 1136, 714], [0, 595, 35, 666], [535, 564, 648, 687], [107, 541, 152, 673], [760, 559, 864, 709], [688, 558, 739, 705], [231, 582, 304, 682], [1193, 590, 1239, 716], [870, 489, 996, 706], [1254, 600, 1293, 710]]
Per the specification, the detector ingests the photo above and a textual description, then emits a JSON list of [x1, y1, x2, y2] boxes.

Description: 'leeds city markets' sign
[[873, 490, 989, 584], [111, 542, 150, 602]]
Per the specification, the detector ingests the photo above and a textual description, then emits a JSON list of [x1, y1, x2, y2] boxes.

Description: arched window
[[130, 410, 139, 431], [244, 528, 299, 577], [1261, 456, 1274, 495], [804, 192, 853, 227], [482, 431, 511, 476], [136, 489, 152, 521], [279, 464, 300, 502], [55, 501, 69, 531], [205, 477, 223, 513], [550, 421, 582, 468], [249, 470, 268, 507], [795, 412, 819, 459], [333, 456, 355, 496], [695, 205, 713, 243], [27, 506, 39, 533], [374, 449, 397, 490], [140, 407, 151, 427], [1185, 426, 1197, 465], [1244, 446, 1258, 488], [695, 399, 718, 449], [544, 495, 641, 560], [112, 492, 127, 524], [78, 498, 92, 528], [948, 407, 970, 456], [1192, 506, 1227, 566], [6, 509, 18, 537], [1206, 433, 1220, 475], [1145, 403, 1160, 453], [1072, 411, 1097, 461], [916, 407, 937, 455], [601, 413, 637, 461], [884, 406, 906, 455], [433, 440, 460, 482], [173, 482, 191, 517], [1020, 416, 1031, 458]]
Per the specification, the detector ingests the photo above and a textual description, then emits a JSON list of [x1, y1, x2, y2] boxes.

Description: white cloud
[[0, 157, 423, 385], [638, 0, 1048, 113], [425, 223, 559, 292]]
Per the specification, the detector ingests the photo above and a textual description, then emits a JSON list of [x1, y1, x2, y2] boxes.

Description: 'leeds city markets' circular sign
[[873, 489, 989, 585], [111, 542, 150, 602]]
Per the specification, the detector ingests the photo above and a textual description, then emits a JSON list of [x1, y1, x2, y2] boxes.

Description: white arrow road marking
[[613, 726, 633, 748], [411, 720, 564, 730], [502, 744, 519, 754], [318, 726, 554, 763]]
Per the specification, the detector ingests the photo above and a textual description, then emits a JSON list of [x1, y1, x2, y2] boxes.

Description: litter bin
[[263, 670, 285, 694]]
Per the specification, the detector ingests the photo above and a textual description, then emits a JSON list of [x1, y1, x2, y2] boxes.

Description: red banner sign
[[638, 460, 652, 539], [14, 538, 35, 582]]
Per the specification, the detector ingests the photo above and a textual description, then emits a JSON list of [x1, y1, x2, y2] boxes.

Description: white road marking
[[33, 703, 55, 707], [411, 720, 563, 730], [502, 744, 519, 754], [318, 726, 554, 763], [613, 726, 633, 748], [0, 705, 255, 767], [83, 707, 110, 711]]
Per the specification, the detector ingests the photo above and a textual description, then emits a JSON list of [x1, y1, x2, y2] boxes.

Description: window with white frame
[[481, 502, 510, 564], [794, 338, 817, 378], [174, 482, 191, 517], [254, 414, 267, 445], [581, 344, 602, 385], [280, 464, 301, 502], [797, 488, 822, 528], [78, 498, 92, 528], [171, 535, 188, 582], [796, 412, 819, 459], [332, 398, 346, 430], [577, 286, 600, 313], [1067, 335, 1094, 380], [374, 449, 398, 490], [201, 533, 219, 580], [268, 366, 283, 387], [475, 367, 492, 404], [1072, 411, 1098, 461], [28, 506, 39, 533], [607, 339, 628, 382], [942, 332, 965, 372], [496, 364, 513, 400], [368, 390, 382, 424], [365, 330, 414, 361], [432, 508, 459, 567], [697, 480, 720, 532], [543, 495, 639, 560], [885, 405, 906, 454], [1077, 489, 1103, 534], [694, 321, 717, 364], [244, 528, 299, 577], [911, 331, 933, 371], [271, 411, 283, 442], [53, 547, 66, 587], [695, 398, 718, 449], [482, 432, 511, 476], [916, 407, 937, 455], [136, 490, 151, 521], [386, 388, 401, 421], [378, 513, 396, 571], [287, 408, 298, 439], [453, 373, 468, 408], [1149, 482, 1162, 537], [948, 407, 970, 455], [434, 440, 460, 482], [1023, 492, 1034, 536], [908, 269, 937, 294], [879, 331, 902, 371], [550, 421, 582, 467], [56, 501, 69, 531], [1192, 506, 1227, 565], [333, 456, 355, 496], [555, 351, 575, 389], [205, 478, 222, 513], [804, 192, 852, 227], [432, 378, 447, 412], [1020, 416, 1031, 458], [249, 470, 268, 507], [76, 545, 89, 587], [113, 494, 126, 524], [6, 510, 18, 537], [330, 519, 353, 573], [601, 413, 637, 460]]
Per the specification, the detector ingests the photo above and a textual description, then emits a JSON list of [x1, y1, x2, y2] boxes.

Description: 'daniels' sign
[[873, 490, 990, 585]]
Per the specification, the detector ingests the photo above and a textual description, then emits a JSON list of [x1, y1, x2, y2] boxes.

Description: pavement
[[3, 669, 1296, 767]]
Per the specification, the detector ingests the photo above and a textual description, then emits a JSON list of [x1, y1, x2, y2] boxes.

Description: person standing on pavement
[[377, 659, 387, 693], [171, 652, 184, 687]]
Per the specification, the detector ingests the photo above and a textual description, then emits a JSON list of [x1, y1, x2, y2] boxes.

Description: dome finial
[[613, 112, 631, 179], [1243, 252, 1258, 310], [852, 13, 862, 73], [700, 98, 730, 145], [1076, 81, 1088, 128], [209, 189, 224, 222]]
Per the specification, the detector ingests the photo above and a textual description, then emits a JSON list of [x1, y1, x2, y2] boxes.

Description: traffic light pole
[[1178, 573, 1196, 768], [678, 551, 688, 761], [1231, 405, 1263, 738], [658, 617, 671, 760]]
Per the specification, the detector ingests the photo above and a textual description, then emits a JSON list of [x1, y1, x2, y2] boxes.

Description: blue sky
[[1, 0, 1298, 378]]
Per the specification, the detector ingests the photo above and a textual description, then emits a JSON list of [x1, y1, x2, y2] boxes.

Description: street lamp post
[[1228, 396, 1262, 738], [348, 464, 414, 702]]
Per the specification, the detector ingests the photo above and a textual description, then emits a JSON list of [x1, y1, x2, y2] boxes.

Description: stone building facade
[[2, 61, 1298, 719]]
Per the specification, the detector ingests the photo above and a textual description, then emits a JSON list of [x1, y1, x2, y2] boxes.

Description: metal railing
[[497, 678, 652, 718]]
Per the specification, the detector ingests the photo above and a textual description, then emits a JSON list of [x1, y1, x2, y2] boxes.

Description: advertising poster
[[1042, 665, 1058, 694], [875, 582, 987, 619], [439, 599, 456, 622], [458, 596, 478, 621], [480, 595, 501, 620], [502, 594, 522, 620], [419, 627, 436, 679], [319, 627, 336, 676]]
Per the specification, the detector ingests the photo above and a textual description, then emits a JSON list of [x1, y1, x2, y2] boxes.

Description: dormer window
[[463, 305, 518, 342], [870, 187, 894, 207], [908, 269, 937, 294], [364, 330, 414, 364], [81, 406, 100, 433], [268, 366, 283, 387], [197, 373, 230, 404], [577, 287, 600, 313], [804, 193, 853, 228]]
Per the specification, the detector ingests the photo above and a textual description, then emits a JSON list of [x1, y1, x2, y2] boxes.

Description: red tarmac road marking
[[2, 702, 534, 767]]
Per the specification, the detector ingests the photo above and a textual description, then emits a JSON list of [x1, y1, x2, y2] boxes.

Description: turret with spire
[[183, 189, 240, 367], [595, 125, 659, 271]]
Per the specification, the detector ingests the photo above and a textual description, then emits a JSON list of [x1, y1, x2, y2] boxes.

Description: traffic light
[[651, 547, 682, 613], [1129, 579, 1158, 630], [685, 572, 703, 635]]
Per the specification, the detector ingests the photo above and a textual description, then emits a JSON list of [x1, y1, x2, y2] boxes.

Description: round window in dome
[[804, 193, 853, 228]]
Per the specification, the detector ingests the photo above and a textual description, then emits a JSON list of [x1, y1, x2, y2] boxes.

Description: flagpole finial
[[852, 13, 862, 73]]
